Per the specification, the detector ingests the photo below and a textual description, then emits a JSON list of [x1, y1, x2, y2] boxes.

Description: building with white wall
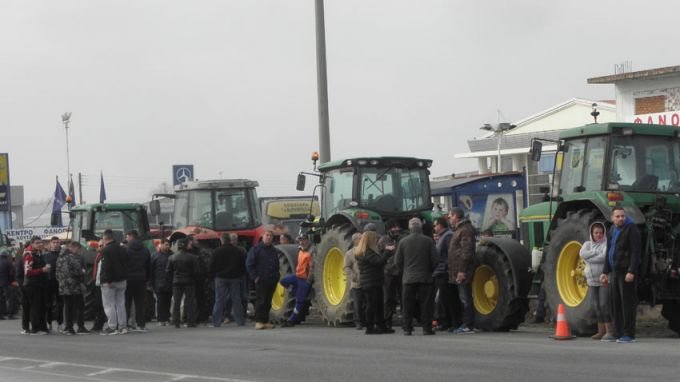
[[455, 98, 616, 203], [588, 65, 680, 124]]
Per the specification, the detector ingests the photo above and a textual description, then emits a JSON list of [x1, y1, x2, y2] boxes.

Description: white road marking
[[0, 355, 257, 382]]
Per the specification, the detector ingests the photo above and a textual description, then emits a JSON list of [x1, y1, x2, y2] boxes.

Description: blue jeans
[[213, 277, 245, 326], [279, 274, 310, 323], [457, 273, 474, 328]]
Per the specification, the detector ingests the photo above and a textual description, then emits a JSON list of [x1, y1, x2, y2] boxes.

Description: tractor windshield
[[358, 167, 430, 213], [608, 136, 680, 193], [93, 210, 148, 242], [175, 188, 257, 230]]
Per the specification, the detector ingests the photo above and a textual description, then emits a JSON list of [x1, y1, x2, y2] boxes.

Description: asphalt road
[[0, 318, 678, 382]]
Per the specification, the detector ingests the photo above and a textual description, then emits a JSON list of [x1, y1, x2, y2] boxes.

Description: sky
[[2, 0, 680, 206]]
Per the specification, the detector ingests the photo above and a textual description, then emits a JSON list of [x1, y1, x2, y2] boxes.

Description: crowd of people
[[0, 206, 642, 342], [342, 208, 477, 335]]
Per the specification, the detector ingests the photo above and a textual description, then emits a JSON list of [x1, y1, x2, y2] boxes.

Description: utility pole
[[78, 172, 83, 204], [315, 0, 331, 163], [62, 112, 72, 185]]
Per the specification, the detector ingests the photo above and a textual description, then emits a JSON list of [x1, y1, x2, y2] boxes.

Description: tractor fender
[[325, 213, 385, 235], [274, 243, 300, 270], [548, 200, 644, 235], [478, 237, 532, 298]]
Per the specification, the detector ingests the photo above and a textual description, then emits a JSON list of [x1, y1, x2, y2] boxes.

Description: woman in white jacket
[[579, 222, 614, 340]]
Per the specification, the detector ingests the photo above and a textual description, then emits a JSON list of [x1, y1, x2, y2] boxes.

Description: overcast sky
[[3, 0, 680, 205]]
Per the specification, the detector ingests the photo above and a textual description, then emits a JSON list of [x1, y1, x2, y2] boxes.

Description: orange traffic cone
[[550, 304, 575, 340]]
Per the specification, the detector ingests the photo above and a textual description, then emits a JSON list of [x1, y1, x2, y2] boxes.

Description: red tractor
[[151, 179, 265, 249]]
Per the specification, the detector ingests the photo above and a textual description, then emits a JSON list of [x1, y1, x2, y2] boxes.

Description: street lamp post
[[481, 122, 515, 173], [62, 112, 72, 183]]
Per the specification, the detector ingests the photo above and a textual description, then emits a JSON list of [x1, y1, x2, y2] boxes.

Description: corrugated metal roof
[[467, 130, 561, 152], [588, 65, 680, 84]]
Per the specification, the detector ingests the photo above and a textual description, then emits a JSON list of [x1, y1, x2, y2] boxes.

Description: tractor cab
[[298, 156, 435, 234], [296, 155, 440, 326], [534, 124, 680, 205], [153, 179, 264, 249], [69, 203, 151, 247]]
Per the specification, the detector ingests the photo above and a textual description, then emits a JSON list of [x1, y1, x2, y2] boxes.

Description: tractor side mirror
[[296, 174, 306, 191], [149, 200, 161, 216], [530, 140, 543, 162]]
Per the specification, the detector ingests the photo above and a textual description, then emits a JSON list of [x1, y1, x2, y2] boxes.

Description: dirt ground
[[524, 303, 678, 338]]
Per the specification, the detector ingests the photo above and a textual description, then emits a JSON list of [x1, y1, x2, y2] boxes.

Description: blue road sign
[[172, 165, 194, 186]]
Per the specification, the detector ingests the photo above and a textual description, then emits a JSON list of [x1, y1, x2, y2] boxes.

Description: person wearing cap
[[380, 219, 402, 330], [448, 207, 477, 334], [279, 233, 314, 327], [395, 217, 439, 336], [167, 237, 200, 328]]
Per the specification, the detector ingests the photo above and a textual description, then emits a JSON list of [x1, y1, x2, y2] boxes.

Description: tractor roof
[[70, 203, 146, 212], [318, 157, 433, 172], [175, 179, 259, 192], [560, 122, 679, 140]]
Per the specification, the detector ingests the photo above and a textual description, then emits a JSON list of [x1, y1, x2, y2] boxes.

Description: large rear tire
[[544, 209, 601, 335], [473, 244, 528, 331], [313, 225, 355, 326], [661, 300, 680, 335], [269, 244, 299, 324]]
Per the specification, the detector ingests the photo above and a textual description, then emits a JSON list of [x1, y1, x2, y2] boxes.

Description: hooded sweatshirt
[[579, 222, 607, 286]]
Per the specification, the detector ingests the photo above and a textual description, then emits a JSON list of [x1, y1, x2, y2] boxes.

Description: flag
[[52, 177, 66, 226], [68, 176, 76, 208], [99, 171, 107, 204]]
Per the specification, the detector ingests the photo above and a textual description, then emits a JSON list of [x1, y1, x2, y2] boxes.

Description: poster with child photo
[[480, 194, 515, 235]]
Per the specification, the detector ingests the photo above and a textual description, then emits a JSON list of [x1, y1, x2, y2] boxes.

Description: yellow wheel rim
[[271, 281, 285, 311], [556, 241, 588, 307], [323, 247, 346, 306], [473, 265, 499, 315]]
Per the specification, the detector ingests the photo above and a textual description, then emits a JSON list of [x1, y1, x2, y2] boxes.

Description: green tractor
[[68, 203, 154, 319], [482, 122, 680, 335], [295, 155, 441, 325]]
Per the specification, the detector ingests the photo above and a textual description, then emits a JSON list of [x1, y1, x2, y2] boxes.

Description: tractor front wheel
[[544, 209, 601, 335], [313, 225, 355, 326]]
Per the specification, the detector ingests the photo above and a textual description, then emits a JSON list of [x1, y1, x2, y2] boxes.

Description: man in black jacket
[[100, 230, 129, 335], [246, 231, 279, 330], [124, 230, 151, 332], [210, 233, 247, 327], [187, 236, 211, 325], [0, 249, 17, 320], [600, 207, 641, 343], [380, 219, 402, 330], [395, 218, 439, 335], [43, 237, 63, 332], [150, 239, 173, 326], [167, 238, 199, 328]]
